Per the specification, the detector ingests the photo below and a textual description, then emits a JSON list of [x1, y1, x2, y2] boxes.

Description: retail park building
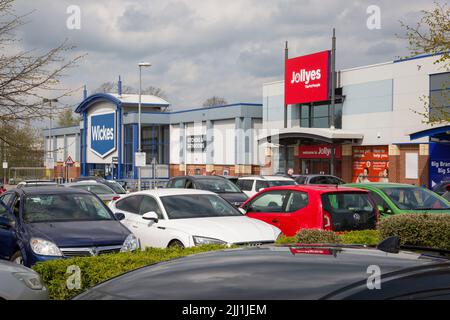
[[43, 53, 450, 187]]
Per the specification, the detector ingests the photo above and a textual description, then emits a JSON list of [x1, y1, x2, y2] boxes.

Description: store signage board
[[429, 143, 450, 187], [187, 135, 206, 152], [298, 145, 342, 159], [2, 162, 7, 169], [285, 50, 330, 105], [135, 152, 146, 167], [90, 112, 116, 158]]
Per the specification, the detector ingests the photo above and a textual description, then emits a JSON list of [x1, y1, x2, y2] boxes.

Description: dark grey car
[[295, 174, 345, 185], [74, 245, 450, 300]]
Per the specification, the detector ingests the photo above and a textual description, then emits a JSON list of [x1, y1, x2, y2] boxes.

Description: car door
[[114, 195, 143, 230], [244, 190, 293, 235], [0, 200, 17, 260], [132, 195, 171, 248]]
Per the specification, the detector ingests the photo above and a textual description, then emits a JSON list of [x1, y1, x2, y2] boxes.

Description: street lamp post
[[137, 62, 151, 191], [43, 98, 58, 181]]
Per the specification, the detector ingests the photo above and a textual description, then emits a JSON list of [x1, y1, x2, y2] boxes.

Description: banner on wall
[[285, 50, 330, 105], [429, 143, 450, 187], [352, 146, 389, 183]]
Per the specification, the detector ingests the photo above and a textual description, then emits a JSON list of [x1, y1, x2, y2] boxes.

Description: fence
[[7, 167, 54, 185]]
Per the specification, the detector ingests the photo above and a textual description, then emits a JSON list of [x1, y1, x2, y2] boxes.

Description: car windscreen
[[161, 194, 242, 219], [379, 186, 450, 210], [195, 179, 242, 193], [23, 194, 114, 223], [267, 180, 297, 187], [70, 184, 115, 195], [105, 181, 127, 194], [322, 193, 375, 215]]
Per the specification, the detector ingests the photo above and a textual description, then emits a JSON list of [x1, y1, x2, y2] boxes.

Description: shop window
[[429, 72, 450, 121], [299, 104, 342, 129]]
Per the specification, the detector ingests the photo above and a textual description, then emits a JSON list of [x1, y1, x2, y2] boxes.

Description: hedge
[[276, 230, 380, 246], [33, 245, 226, 300], [339, 230, 380, 246], [379, 214, 450, 249]]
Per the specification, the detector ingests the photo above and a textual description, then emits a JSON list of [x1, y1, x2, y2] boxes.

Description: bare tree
[[94, 81, 135, 94], [142, 86, 167, 99], [202, 96, 227, 107], [0, 0, 84, 127], [56, 107, 81, 127]]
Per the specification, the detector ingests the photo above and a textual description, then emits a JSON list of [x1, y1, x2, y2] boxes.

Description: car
[[166, 175, 248, 207], [432, 180, 450, 196], [0, 259, 48, 300], [73, 176, 127, 194], [17, 180, 57, 188], [344, 183, 450, 216], [236, 176, 297, 198], [73, 242, 450, 300], [294, 174, 345, 185], [240, 185, 378, 237], [108, 189, 281, 249], [0, 187, 139, 267], [64, 181, 121, 205]]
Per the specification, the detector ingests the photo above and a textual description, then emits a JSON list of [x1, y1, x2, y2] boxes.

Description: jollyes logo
[[290, 68, 322, 84]]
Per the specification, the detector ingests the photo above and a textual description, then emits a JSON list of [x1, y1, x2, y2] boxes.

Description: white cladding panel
[[170, 124, 181, 165], [86, 101, 119, 164], [213, 119, 235, 165], [66, 135, 77, 162]]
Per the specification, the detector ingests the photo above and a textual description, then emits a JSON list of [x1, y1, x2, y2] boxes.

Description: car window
[[285, 191, 309, 212], [22, 194, 113, 223], [266, 180, 296, 187], [322, 193, 375, 214], [195, 178, 242, 193], [71, 184, 114, 195], [139, 196, 163, 219], [380, 187, 450, 210], [0, 201, 12, 221], [369, 191, 392, 212], [0, 193, 14, 206], [255, 180, 269, 191], [116, 195, 143, 214], [105, 182, 126, 194], [295, 176, 307, 184], [247, 190, 290, 213], [161, 194, 241, 219], [237, 180, 253, 191], [327, 177, 344, 185], [170, 179, 186, 188]]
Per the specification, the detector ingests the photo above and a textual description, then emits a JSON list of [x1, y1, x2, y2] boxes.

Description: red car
[[240, 185, 378, 237]]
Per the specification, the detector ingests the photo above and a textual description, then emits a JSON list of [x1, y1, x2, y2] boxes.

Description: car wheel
[[11, 251, 24, 265], [168, 240, 185, 249]]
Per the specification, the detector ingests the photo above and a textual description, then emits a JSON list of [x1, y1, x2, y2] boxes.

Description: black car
[[74, 243, 450, 300], [432, 181, 450, 196], [295, 174, 345, 185], [166, 175, 248, 207]]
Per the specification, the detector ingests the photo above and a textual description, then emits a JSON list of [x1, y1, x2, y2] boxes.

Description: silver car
[[0, 260, 48, 300], [64, 181, 121, 205]]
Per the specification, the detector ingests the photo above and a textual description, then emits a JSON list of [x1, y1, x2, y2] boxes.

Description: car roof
[[128, 188, 217, 197], [75, 246, 447, 300], [12, 186, 91, 196], [171, 175, 227, 180], [261, 185, 368, 193], [239, 176, 294, 181], [345, 183, 420, 189]]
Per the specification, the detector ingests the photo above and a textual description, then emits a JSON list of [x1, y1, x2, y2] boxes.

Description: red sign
[[65, 156, 75, 166], [298, 145, 342, 159], [352, 146, 389, 183], [285, 50, 330, 105]]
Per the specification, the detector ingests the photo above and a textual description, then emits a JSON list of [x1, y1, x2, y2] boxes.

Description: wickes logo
[[92, 125, 114, 141], [290, 68, 322, 85]]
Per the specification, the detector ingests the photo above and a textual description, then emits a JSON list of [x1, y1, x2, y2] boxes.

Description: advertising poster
[[352, 146, 389, 183], [429, 143, 450, 187]]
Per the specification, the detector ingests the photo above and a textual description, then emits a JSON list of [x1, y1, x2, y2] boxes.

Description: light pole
[[138, 62, 151, 191], [44, 98, 58, 156]]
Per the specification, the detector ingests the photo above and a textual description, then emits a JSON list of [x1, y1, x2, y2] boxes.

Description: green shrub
[[275, 235, 297, 245], [33, 245, 226, 300], [295, 229, 341, 244], [340, 230, 380, 246], [378, 214, 450, 249]]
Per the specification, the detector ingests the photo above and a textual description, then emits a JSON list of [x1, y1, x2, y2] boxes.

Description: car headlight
[[193, 236, 227, 246], [30, 238, 62, 257], [13, 272, 45, 290], [121, 234, 140, 252]]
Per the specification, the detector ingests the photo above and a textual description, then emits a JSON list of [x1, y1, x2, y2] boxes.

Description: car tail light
[[112, 196, 121, 201], [323, 210, 332, 231]]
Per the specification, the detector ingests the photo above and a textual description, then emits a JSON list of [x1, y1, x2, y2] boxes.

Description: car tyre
[[168, 240, 185, 249], [11, 251, 24, 265]]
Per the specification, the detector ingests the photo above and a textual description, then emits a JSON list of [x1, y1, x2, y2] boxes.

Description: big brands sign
[[285, 50, 330, 105], [90, 112, 116, 158]]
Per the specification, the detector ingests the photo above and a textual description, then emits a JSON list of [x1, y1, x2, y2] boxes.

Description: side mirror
[[114, 213, 126, 221], [238, 208, 247, 215], [0, 216, 14, 229], [142, 211, 159, 223]]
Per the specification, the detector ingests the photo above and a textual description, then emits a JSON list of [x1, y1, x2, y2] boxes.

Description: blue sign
[[429, 143, 450, 188], [90, 112, 116, 158]]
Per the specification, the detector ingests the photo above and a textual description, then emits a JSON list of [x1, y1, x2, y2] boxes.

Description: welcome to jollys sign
[[285, 50, 330, 105], [352, 146, 389, 183]]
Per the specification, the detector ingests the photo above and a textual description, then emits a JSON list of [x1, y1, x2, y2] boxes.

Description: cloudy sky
[[12, 0, 438, 112]]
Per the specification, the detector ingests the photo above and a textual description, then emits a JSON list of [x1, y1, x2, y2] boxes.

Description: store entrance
[[300, 159, 342, 176]]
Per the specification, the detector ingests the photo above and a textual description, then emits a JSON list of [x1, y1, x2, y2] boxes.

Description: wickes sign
[[90, 112, 116, 158], [285, 50, 330, 105]]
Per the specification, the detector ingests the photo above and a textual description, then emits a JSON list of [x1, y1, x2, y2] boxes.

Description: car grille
[[61, 245, 122, 257], [234, 241, 274, 247]]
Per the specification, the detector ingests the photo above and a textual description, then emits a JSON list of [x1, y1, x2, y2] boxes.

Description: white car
[[236, 176, 297, 198], [108, 189, 281, 249]]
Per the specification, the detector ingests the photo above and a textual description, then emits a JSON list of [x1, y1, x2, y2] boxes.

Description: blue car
[[0, 187, 139, 267]]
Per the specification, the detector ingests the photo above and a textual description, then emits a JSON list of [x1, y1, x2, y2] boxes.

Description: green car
[[344, 183, 450, 217]]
